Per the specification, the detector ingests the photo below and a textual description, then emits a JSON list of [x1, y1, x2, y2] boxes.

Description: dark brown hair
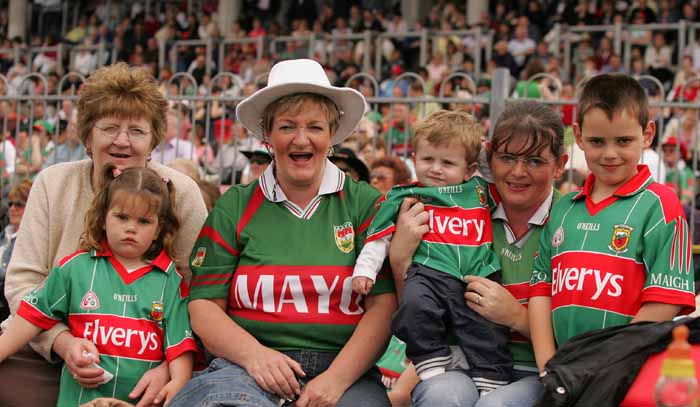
[[576, 73, 648, 128], [489, 100, 565, 160], [81, 165, 180, 261]]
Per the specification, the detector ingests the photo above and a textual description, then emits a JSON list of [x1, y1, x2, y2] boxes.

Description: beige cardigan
[[3, 159, 208, 361]]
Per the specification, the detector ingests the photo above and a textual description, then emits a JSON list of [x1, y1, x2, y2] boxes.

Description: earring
[[327, 146, 335, 157]]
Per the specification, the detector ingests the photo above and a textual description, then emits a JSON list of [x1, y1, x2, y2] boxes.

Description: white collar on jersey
[[259, 158, 346, 204], [492, 188, 553, 227]]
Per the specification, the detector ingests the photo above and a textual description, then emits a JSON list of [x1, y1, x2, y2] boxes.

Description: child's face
[[413, 139, 474, 187], [574, 108, 654, 196], [105, 195, 160, 263]]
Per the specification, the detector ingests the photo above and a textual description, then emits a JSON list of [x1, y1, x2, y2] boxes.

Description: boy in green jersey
[[353, 110, 512, 394], [529, 74, 696, 372]]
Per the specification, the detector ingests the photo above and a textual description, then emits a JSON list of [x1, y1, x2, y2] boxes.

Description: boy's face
[[412, 139, 474, 187], [574, 108, 654, 196]]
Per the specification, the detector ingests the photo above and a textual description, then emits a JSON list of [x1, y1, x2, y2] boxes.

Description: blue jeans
[[169, 350, 390, 407], [412, 369, 542, 407]]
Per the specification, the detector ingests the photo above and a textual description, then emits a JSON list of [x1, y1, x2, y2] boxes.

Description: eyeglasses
[[370, 172, 390, 181], [94, 124, 151, 143], [494, 153, 554, 169], [8, 201, 25, 208]]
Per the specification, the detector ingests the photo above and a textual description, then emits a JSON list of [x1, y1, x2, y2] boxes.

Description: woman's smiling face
[[266, 100, 333, 191]]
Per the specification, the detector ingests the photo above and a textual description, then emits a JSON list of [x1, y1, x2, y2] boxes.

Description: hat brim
[[241, 150, 271, 159], [330, 155, 369, 183], [236, 82, 366, 145]]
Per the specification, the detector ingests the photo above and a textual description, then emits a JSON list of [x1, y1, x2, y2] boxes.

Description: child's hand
[[352, 276, 374, 295], [63, 337, 106, 389], [154, 378, 187, 406]]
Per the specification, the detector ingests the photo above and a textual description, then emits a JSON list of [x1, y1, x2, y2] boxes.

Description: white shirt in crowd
[[151, 138, 196, 165]]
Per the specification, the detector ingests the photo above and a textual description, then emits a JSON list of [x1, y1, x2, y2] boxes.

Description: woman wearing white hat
[[170, 59, 396, 407]]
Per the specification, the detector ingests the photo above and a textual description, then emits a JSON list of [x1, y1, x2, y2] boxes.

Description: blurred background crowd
[[2, 0, 700, 225]]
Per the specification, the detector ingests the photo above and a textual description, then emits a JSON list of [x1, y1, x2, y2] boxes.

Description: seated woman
[[390, 100, 568, 407], [1, 63, 208, 407], [169, 59, 396, 407]]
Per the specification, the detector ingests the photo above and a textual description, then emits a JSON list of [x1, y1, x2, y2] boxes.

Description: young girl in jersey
[[0, 165, 197, 407]]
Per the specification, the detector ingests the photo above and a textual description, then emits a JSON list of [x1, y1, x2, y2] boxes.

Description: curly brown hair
[[77, 62, 168, 152], [80, 165, 180, 262]]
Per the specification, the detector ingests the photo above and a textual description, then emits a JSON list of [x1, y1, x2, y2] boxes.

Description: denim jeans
[[412, 368, 542, 407], [169, 350, 390, 407]]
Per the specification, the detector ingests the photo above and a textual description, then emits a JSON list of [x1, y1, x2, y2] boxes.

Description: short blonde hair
[[411, 110, 482, 164], [77, 63, 168, 151], [261, 93, 340, 140]]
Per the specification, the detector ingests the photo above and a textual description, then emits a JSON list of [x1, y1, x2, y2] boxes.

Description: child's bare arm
[[528, 296, 556, 372], [631, 302, 682, 323], [0, 316, 43, 362], [388, 363, 419, 407], [154, 352, 194, 406]]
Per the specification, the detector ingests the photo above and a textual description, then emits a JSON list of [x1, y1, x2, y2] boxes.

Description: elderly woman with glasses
[[169, 59, 396, 407], [0, 63, 208, 407], [389, 100, 568, 407]]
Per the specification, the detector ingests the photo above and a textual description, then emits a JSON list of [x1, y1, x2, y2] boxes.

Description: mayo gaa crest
[[476, 185, 487, 207], [150, 301, 164, 323], [609, 224, 633, 253], [334, 222, 355, 253], [80, 290, 100, 311]]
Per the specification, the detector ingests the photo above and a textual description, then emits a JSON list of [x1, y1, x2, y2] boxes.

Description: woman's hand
[[54, 332, 105, 388], [128, 361, 170, 407], [241, 344, 306, 401], [294, 371, 347, 407], [464, 275, 529, 336]]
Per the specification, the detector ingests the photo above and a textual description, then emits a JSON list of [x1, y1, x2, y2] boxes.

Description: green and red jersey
[[189, 162, 394, 352], [17, 247, 196, 407], [530, 166, 695, 346], [365, 177, 500, 280], [665, 162, 695, 207], [493, 191, 560, 372]]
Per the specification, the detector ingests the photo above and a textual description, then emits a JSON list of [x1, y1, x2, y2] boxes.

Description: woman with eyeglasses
[[0, 63, 208, 407], [0, 180, 31, 323], [389, 100, 568, 407], [369, 156, 412, 195]]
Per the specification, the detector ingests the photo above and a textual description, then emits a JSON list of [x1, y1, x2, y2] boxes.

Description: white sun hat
[[236, 59, 366, 145]]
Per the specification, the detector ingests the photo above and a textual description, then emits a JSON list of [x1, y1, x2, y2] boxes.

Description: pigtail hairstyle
[[80, 164, 180, 262]]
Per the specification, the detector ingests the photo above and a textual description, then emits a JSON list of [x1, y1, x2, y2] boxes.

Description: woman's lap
[[170, 355, 389, 407], [0, 345, 61, 406], [412, 369, 542, 407], [475, 372, 543, 407]]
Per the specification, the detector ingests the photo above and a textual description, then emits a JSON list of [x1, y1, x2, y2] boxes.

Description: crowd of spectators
[[2, 0, 700, 205]]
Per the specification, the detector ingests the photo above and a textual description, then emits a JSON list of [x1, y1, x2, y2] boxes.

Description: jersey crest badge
[[476, 185, 487, 207], [609, 224, 633, 253], [552, 226, 564, 247], [334, 222, 355, 254], [191, 247, 206, 267], [150, 301, 164, 323], [80, 290, 100, 310]]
